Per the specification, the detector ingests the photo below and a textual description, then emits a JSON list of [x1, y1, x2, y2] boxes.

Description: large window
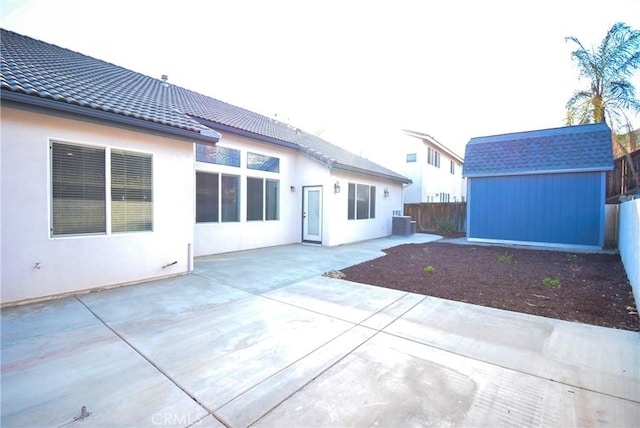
[[196, 172, 219, 222], [111, 149, 153, 232], [221, 175, 240, 222], [427, 147, 440, 167], [196, 172, 240, 222], [347, 183, 376, 220], [51, 142, 153, 236], [450, 160, 456, 175], [247, 177, 279, 221], [51, 142, 106, 235]]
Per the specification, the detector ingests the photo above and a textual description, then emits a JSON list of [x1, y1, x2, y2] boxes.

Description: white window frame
[[50, 139, 153, 237]]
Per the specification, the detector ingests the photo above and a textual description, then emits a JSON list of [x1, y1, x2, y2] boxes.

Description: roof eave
[[192, 117, 299, 149], [463, 166, 614, 178], [332, 163, 412, 184], [403, 130, 464, 163], [2, 90, 221, 145]]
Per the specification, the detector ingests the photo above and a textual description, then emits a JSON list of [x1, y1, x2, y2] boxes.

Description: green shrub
[[543, 277, 561, 288], [424, 265, 435, 274], [497, 252, 513, 264], [436, 219, 456, 235]]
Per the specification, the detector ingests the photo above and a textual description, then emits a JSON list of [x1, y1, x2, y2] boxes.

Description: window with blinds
[[111, 149, 153, 232], [51, 142, 153, 236], [51, 142, 106, 235]]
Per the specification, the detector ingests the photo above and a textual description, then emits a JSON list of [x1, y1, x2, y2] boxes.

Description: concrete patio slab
[[384, 296, 640, 402], [263, 275, 410, 324], [253, 332, 639, 427], [78, 285, 356, 412], [2, 234, 638, 427], [216, 326, 376, 427], [1, 297, 209, 427]]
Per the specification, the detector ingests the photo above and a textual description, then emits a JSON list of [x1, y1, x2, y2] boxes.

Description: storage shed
[[463, 123, 614, 249]]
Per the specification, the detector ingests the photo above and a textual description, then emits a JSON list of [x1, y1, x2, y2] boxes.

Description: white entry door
[[303, 186, 322, 243]]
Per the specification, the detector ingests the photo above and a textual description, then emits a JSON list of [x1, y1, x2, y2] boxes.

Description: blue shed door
[[467, 172, 605, 247]]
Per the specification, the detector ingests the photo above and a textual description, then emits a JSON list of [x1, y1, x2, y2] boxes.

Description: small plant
[[543, 277, 561, 288], [469, 247, 477, 253], [424, 265, 435, 274], [566, 254, 578, 261], [435, 219, 456, 235], [497, 251, 513, 264]]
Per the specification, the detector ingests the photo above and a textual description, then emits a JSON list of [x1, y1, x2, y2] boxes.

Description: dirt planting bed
[[340, 240, 639, 331]]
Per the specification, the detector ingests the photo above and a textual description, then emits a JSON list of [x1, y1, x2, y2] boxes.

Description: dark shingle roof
[[462, 123, 614, 177], [1, 28, 409, 183]]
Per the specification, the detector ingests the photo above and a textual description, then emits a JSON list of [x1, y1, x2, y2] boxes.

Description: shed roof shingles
[[462, 123, 614, 177], [1, 28, 409, 183]]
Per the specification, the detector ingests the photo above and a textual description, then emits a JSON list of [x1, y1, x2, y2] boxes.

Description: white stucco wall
[[618, 198, 640, 306], [193, 134, 301, 256], [324, 170, 404, 247], [194, 145, 405, 255], [1, 106, 195, 304]]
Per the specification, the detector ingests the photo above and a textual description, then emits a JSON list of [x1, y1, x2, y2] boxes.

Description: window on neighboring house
[[440, 193, 450, 202], [111, 149, 153, 232], [427, 147, 440, 167], [51, 142, 153, 236], [406, 153, 417, 162], [347, 183, 376, 220], [450, 160, 455, 175], [248, 152, 280, 172], [247, 177, 280, 221], [195, 144, 240, 167]]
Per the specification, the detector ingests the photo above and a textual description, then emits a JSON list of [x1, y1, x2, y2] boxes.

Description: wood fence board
[[404, 203, 467, 232]]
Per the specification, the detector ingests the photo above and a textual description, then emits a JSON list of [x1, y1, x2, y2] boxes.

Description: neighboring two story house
[[389, 130, 466, 204]]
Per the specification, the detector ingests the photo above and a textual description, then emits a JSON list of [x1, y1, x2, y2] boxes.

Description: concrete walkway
[[1, 234, 638, 427]]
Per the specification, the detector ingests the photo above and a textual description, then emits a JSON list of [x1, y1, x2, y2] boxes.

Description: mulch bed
[[340, 240, 639, 331]]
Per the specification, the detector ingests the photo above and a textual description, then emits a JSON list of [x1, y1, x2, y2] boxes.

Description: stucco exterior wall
[[618, 198, 640, 306], [1, 106, 408, 303], [193, 134, 301, 256], [194, 146, 405, 254], [1, 106, 195, 304], [324, 170, 404, 247]]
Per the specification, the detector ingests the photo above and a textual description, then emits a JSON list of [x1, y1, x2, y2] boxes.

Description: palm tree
[[565, 22, 640, 130], [566, 22, 640, 197]]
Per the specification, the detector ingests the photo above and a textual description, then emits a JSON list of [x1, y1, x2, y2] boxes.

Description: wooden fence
[[404, 202, 467, 233], [606, 149, 640, 203]]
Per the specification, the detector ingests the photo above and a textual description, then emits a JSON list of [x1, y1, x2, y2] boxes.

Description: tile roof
[[1, 28, 409, 183], [462, 123, 614, 177]]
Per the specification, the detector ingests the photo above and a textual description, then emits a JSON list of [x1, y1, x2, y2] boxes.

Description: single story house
[[463, 123, 613, 249], [0, 29, 410, 305]]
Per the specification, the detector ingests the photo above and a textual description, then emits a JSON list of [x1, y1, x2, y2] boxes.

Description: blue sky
[[2, 0, 639, 157]]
